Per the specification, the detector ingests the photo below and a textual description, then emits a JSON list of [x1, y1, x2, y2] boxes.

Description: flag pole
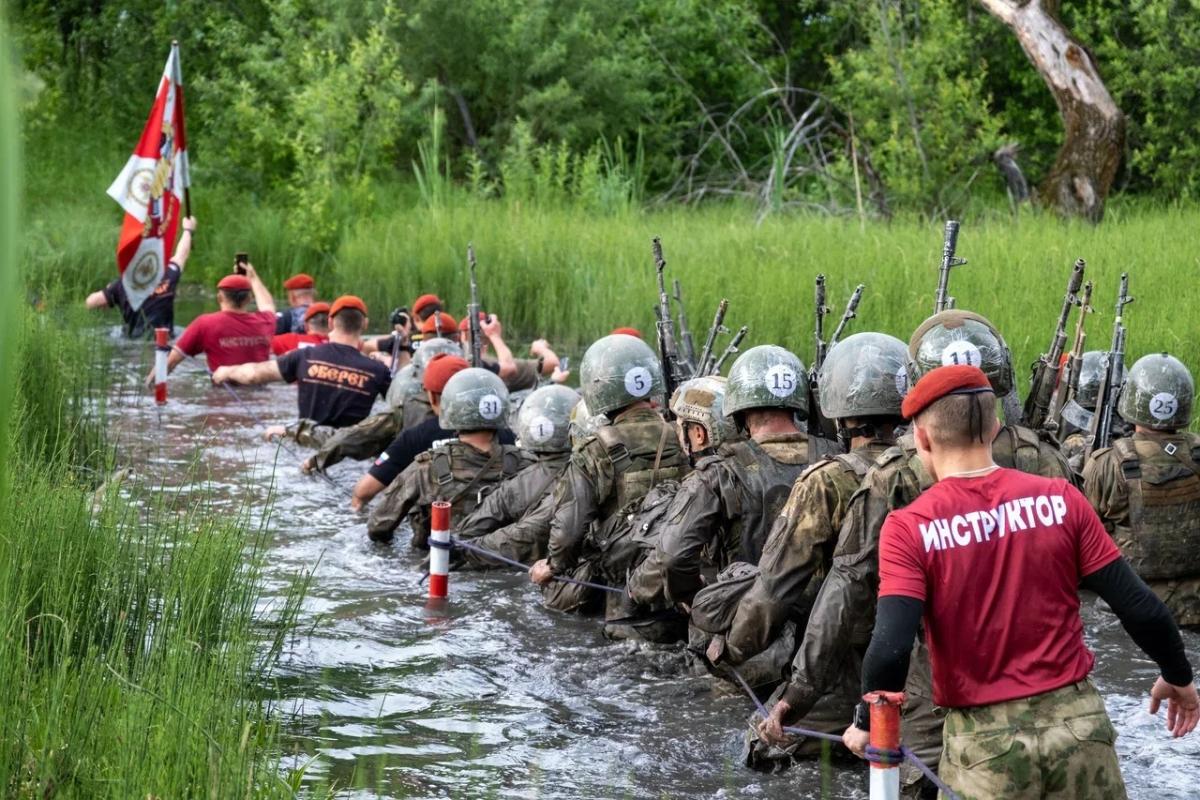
[[172, 39, 192, 218]]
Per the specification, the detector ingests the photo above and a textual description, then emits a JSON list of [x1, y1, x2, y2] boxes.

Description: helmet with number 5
[[670, 376, 739, 447], [579, 334, 665, 416], [439, 367, 510, 431], [1117, 353, 1194, 431], [907, 310, 1014, 395], [724, 345, 809, 419], [517, 385, 580, 453], [818, 332, 909, 419]]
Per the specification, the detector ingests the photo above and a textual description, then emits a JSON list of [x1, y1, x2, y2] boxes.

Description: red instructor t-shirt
[[878, 468, 1121, 708], [174, 310, 276, 373]]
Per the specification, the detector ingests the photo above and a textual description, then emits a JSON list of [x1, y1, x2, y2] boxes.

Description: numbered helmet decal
[[528, 414, 555, 442], [625, 366, 652, 397], [941, 340, 982, 368], [1149, 392, 1179, 422], [765, 364, 798, 398], [478, 394, 503, 420]]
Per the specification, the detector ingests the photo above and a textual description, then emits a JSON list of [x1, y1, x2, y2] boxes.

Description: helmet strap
[[837, 422, 877, 450]]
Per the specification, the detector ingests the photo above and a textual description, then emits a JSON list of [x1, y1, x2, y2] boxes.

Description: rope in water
[[220, 382, 355, 499], [450, 537, 624, 594], [727, 665, 961, 799]]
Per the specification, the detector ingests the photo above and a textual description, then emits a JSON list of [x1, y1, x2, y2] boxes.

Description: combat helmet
[[579, 333, 664, 416], [439, 367, 510, 431], [670, 376, 739, 448], [818, 332, 909, 419], [569, 397, 608, 448], [1118, 353, 1194, 431], [908, 310, 1014, 395], [724, 345, 809, 419], [1059, 350, 1107, 432], [517, 385, 581, 453], [386, 363, 423, 410], [413, 338, 464, 377]]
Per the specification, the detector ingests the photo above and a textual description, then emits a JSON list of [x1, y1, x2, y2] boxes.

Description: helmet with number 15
[[439, 368, 510, 431], [724, 345, 810, 419], [579, 334, 665, 416], [907, 309, 1015, 395]]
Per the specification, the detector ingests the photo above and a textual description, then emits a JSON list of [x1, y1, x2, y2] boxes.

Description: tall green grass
[[5, 16, 312, 799]]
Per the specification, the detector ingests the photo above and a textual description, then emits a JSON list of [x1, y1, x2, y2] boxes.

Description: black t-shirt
[[368, 416, 517, 487], [103, 261, 182, 338], [276, 341, 391, 428], [275, 305, 308, 335]]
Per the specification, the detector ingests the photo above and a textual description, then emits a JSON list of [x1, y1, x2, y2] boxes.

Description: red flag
[[107, 43, 190, 311]]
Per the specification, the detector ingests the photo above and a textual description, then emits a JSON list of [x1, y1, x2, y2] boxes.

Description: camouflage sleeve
[[547, 451, 606, 574], [649, 470, 725, 605], [1041, 440, 1077, 486], [458, 478, 521, 541], [366, 461, 424, 543], [780, 480, 888, 715], [723, 466, 845, 665], [1081, 450, 1126, 533], [313, 412, 398, 470], [470, 487, 557, 566]]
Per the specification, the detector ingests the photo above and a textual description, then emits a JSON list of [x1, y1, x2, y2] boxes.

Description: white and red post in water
[[154, 327, 170, 404], [428, 501, 452, 599], [866, 690, 904, 800]]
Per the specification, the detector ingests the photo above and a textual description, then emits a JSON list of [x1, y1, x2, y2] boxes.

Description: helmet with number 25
[[439, 367, 510, 431], [1118, 353, 1194, 431], [579, 334, 665, 417], [724, 345, 809, 419], [907, 309, 1014, 395]]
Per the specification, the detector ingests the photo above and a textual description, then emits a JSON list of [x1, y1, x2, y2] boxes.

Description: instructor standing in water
[[846, 365, 1198, 799]]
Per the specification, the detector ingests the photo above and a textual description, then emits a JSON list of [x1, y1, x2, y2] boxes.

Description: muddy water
[[103, 330, 1199, 799]]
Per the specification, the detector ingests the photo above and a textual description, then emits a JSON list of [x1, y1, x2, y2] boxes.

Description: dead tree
[[978, 0, 1125, 222]]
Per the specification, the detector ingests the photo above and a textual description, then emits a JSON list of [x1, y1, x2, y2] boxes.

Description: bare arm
[[481, 315, 517, 380], [212, 360, 283, 386], [85, 290, 109, 310], [351, 473, 386, 511], [241, 263, 276, 314], [172, 217, 196, 271], [530, 339, 560, 375]]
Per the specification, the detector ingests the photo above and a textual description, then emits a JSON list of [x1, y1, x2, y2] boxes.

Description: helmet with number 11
[[724, 345, 810, 420], [907, 309, 1015, 394], [579, 333, 665, 416], [439, 368, 510, 431]]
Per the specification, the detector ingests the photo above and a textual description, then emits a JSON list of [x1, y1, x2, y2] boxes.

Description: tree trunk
[[977, 0, 1125, 222]]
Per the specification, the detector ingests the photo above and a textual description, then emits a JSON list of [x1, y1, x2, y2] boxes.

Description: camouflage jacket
[[626, 432, 813, 607], [546, 406, 688, 576], [460, 485, 559, 568], [782, 424, 1074, 712], [458, 450, 571, 541], [720, 440, 892, 664], [366, 439, 528, 547], [311, 411, 399, 470]]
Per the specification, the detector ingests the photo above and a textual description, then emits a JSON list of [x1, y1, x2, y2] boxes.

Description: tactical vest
[[992, 424, 1048, 476], [429, 443, 525, 507], [1108, 435, 1200, 581], [715, 437, 811, 565]]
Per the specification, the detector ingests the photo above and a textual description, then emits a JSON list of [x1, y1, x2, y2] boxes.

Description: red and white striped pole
[[865, 690, 904, 800], [154, 327, 170, 405], [428, 500, 452, 600]]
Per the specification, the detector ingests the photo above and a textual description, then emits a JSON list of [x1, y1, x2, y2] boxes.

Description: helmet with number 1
[[907, 310, 1014, 395], [818, 332, 909, 419], [724, 345, 809, 419], [438, 367, 510, 431], [579, 334, 665, 416], [517, 385, 580, 453], [670, 376, 739, 447], [1118, 353, 1194, 431]]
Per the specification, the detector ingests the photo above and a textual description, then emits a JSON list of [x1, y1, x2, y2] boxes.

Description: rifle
[[1049, 279, 1093, 430], [697, 298, 729, 377], [466, 244, 483, 367], [652, 237, 688, 405], [812, 275, 830, 373], [712, 326, 748, 375], [934, 220, 966, 314], [673, 279, 697, 368], [828, 284, 865, 349], [1085, 273, 1134, 457], [1023, 259, 1086, 432]]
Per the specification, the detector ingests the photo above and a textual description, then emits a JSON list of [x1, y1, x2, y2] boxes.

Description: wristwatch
[[853, 701, 870, 732]]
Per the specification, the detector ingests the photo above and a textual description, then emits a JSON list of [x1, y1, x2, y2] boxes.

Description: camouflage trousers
[[1148, 576, 1200, 628], [285, 418, 336, 449], [940, 680, 1127, 800]]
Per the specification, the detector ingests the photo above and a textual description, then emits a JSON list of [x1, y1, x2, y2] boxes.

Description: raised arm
[[481, 315, 517, 381], [172, 216, 196, 270], [85, 290, 109, 309], [241, 263, 276, 314], [530, 338, 560, 375]]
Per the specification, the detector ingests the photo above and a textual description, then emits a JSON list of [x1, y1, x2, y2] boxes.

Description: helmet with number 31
[[579, 333, 665, 416], [724, 345, 809, 419], [439, 367, 510, 431], [907, 309, 1014, 395], [1118, 353, 1194, 431], [517, 384, 580, 453]]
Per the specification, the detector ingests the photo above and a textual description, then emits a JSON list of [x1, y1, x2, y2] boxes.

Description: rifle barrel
[[829, 284, 865, 347]]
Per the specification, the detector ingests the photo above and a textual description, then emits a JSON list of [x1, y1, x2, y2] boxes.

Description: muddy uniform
[[544, 406, 689, 612], [719, 441, 891, 665], [366, 440, 527, 548], [457, 450, 572, 568], [756, 427, 1073, 780], [310, 393, 436, 470], [626, 433, 813, 608], [484, 357, 542, 392], [1083, 432, 1200, 627]]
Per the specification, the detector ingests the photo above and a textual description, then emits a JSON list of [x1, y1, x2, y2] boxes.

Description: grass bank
[[6, 20, 311, 799]]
